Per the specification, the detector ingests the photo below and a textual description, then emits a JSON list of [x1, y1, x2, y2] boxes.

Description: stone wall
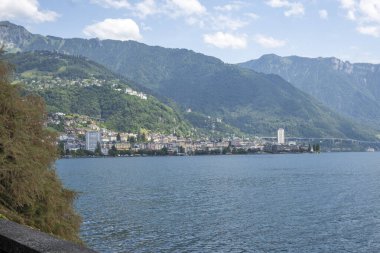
[[0, 220, 97, 253]]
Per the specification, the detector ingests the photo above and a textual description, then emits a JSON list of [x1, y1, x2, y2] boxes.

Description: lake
[[56, 153, 380, 252]]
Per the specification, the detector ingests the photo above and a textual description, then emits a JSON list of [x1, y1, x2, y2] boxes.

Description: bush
[[0, 50, 81, 243]]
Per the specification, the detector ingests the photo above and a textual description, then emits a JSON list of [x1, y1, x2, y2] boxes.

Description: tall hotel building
[[86, 131, 101, 151], [277, 128, 285, 145]]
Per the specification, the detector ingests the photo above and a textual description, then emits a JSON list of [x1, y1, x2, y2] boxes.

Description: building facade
[[277, 128, 285, 144], [85, 131, 101, 151]]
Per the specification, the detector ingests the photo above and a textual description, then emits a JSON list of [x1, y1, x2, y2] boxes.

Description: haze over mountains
[[0, 21, 378, 140], [240, 54, 380, 127]]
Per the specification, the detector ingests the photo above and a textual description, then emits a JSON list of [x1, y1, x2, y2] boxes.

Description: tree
[[137, 132, 147, 143], [58, 141, 65, 156], [0, 50, 81, 242], [94, 142, 102, 156], [108, 145, 118, 156], [315, 144, 321, 153], [160, 146, 169, 155], [77, 134, 85, 141], [128, 136, 136, 144], [116, 133, 121, 142]]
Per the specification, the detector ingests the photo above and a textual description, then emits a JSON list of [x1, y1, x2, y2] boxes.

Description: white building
[[126, 88, 147, 100], [86, 131, 101, 151], [277, 128, 285, 144]]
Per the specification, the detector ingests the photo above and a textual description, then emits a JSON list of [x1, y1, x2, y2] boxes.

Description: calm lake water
[[56, 153, 380, 253]]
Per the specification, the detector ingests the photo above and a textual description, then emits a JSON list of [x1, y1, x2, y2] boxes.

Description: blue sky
[[1, 0, 380, 63]]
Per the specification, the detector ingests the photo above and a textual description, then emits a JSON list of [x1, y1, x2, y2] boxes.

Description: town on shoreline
[[50, 113, 377, 158]]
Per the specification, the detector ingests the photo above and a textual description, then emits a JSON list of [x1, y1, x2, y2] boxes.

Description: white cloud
[[339, 0, 357, 19], [266, 0, 305, 17], [357, 25, 380, 37], [93, 0, 158, 19], [245, 12, 260, 20], [0, 0, 58, 23], [339, 0, 380, 22], [284, 2, 304, 16], [340, 0, 356, 9], [211, 15, 248, 31], [185, 17, 205, 28], [359, 0, 380, 23], [83, 18, 142, 41], [88, 0, 256, 36], [339, 0, 380, 37], [266, 0, 289, 8], [166, 0, 206, 16], [254, 34, 286, 48], [203, 32, 247, 49], [214, 2, 242, 12], [347, 9, 357, 20], [91, 0, 130, 9], [319, 9, 328, 19], [90, 0, 206, 18], [134, 0, 158, 18]]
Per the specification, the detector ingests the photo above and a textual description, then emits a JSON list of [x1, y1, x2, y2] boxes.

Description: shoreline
[[57, 150, 379, 160]]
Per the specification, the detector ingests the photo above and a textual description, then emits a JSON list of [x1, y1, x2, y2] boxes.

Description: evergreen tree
[[94, 142, 102, 156], [108, 145, 118, 157]]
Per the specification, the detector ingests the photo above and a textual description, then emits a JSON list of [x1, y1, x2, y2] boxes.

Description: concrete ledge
[[0, 220, 98, 253]]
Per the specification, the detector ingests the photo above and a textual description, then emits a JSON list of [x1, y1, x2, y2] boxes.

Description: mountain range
[[240, 54, 380, 127], [0, 21, 378, 140]]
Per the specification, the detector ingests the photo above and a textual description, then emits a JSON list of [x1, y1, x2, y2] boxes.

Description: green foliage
[[8, 33, 374, 139], [160, 147, 169, 155], [0, 53, 81, 242], [6, 50, 118, 80], [48, 121, 65, 132], [108, 145, 118, 157], [94, 142, 102, 156], [1, 21, 377, 139], [5, 51, 193, 136], [37, 84, 192, 135], [67, 149, 95, 157], [240, 54, 380, 129], [313, 144, 321, 153], [184, 112, 242, 137]]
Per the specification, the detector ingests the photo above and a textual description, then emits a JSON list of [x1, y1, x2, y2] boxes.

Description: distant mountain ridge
[[0, 21, 378, 140], [240, 54, 380, 127]]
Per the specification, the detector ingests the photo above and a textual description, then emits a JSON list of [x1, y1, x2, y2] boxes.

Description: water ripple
[[56, 153, 380, 252]]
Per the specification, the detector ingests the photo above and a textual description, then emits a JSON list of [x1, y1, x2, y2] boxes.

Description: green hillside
[[6, 51, 192, 135], [1, 21, 378, 139], [240, 54, 380, 127]]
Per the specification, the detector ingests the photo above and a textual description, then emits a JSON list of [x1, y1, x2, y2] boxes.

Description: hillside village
[[49, 112, 322, 157], [15, 75, 148, 100]]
